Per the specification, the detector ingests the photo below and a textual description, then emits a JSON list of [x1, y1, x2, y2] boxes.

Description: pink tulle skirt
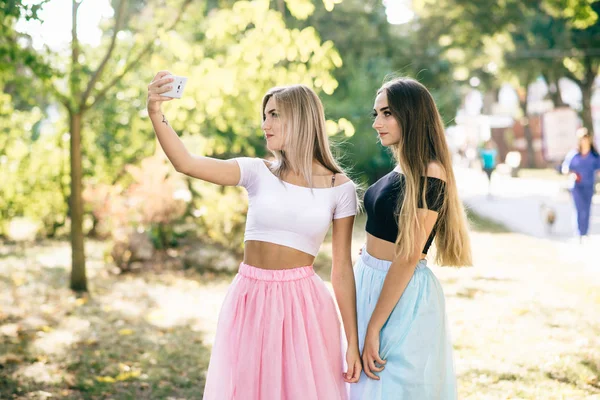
[[202, 262, 348, 400]]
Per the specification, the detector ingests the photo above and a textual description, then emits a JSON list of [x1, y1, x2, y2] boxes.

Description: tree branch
[[583, 55, 597, 87], [81, 0, 127, 106], [85, 0, 193, 110], [85, 40, 154, 110], [561, 65, 582, 86], [51, 86, 73, 114], [71, 0, 81, 98]]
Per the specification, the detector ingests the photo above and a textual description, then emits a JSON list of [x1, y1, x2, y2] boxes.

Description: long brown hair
[[262, 85, 343, 186], [577, 127, 599, 156], [379, 77, 472, 266]]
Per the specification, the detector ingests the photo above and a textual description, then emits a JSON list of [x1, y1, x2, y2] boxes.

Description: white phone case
[[162, 75, 188, 98]]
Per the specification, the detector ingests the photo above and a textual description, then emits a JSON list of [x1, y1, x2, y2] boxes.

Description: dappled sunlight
[[90, 273, 232, 343], [95, 282, 150, 319], [2, 228, 600, 398], [12, 362, 64, 385], [32, 316, 91, 356], [437, 232, 600, 398], [144, 279, 230, 345], [36, 246, 71, 269], [0, 323, 20, 338], [0, 241, 213, 398]]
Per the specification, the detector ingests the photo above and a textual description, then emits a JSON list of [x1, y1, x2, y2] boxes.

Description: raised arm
[[147, 70, 240, 186]]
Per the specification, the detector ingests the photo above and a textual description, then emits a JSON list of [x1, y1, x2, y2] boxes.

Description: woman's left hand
[[344, 345, 362, 383], [362, 327, 386, 380]]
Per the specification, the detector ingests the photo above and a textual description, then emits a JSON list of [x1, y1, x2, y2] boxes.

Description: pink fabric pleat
[[203, 263, 348, 400]]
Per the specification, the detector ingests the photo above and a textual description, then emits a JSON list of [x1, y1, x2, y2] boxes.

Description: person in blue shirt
[[562, 127, 600, 242], [479, 139, 498, 196]]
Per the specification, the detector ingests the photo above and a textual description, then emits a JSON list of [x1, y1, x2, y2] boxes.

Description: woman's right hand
[[568, 172, 582, 184], [147, 71, 175, 116], [362, 326, 386, 380]]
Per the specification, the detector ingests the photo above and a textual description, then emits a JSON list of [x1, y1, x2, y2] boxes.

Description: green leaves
[[543, 0, 599, 28], [158, 0, 341, 151], [285, 0, 316, 20]]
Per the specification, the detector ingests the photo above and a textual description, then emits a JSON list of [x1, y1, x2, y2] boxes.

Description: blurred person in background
[[479, 138, 498, 197], [562, 127, 600, 243]]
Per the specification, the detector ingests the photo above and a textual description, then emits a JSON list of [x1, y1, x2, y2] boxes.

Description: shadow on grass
[[473, 276, 516, 283], [0, 242, 27, 259], [458, 368, 520, 383], [451, 287, 488, 300], [466, 208, 511, 234], [544, 354, 600, 393]]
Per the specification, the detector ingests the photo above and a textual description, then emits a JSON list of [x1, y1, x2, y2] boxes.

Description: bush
[[189, 180, 248, 254]]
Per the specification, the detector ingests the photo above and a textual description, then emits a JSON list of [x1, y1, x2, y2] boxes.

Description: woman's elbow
[[172, 158, 192, 175], [173, 163, 187, 174], [395, 252, 421, 268]]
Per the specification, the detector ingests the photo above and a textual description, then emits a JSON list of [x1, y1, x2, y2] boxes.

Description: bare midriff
[[366, 233, 427, 262], [243, 241, 315, 270]]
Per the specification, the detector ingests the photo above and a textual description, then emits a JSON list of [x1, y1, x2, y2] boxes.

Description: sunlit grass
[[1, 210, 600, 399], [465, 207, 511, 233], [0, 241, 217, 399]]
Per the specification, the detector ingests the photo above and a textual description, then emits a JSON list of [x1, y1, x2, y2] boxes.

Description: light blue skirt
[[350, 247, 457, 400]]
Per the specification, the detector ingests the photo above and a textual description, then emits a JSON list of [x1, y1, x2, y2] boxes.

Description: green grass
[[0, 242, 214, 399], [465, 207, 511, 233], [3, 213, 600, 399]]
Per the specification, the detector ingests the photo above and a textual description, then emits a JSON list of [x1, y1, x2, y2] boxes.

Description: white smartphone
[[162, 75, 188, 98]]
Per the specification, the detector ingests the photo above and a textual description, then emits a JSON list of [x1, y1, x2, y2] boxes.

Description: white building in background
[[542, 108, 580, 162], [450, 76, 600, 166]]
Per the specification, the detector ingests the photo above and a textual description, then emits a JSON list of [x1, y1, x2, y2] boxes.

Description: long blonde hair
[[262, 85, 343, 186], [380, 78, 472, 267]]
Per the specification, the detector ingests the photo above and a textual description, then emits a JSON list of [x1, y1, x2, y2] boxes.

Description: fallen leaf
[[116, 370, 141, 381], [96, 376, 116, 383], [75, 298, 88, 306]]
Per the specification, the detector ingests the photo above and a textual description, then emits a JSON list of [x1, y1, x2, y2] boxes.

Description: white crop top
[[235, 157, 358, 257]]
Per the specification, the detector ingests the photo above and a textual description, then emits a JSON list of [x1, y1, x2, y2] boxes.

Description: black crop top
[[364, 171, 446, 254]]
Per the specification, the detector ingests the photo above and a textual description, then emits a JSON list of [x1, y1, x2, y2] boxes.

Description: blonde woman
[[147, 71, 361, 399], [351, 78, 472, 400]]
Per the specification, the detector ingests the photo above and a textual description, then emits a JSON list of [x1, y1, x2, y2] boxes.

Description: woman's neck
[[312, 160, 334, 176], [581, 147, 591, 156]]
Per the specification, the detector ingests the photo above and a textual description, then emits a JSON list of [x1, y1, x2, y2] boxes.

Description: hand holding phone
[[162, 75, 188, 98]]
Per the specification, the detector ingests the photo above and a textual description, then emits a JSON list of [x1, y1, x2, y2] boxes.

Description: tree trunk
[[519, 84, 536, 168], [579, 57, 597, 135], [69, 111, 87, 292], [581, 82, 594, 134], [522, 120, 536, 168], [277, 0, 285, 15], [549, 80, 566, 108]]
